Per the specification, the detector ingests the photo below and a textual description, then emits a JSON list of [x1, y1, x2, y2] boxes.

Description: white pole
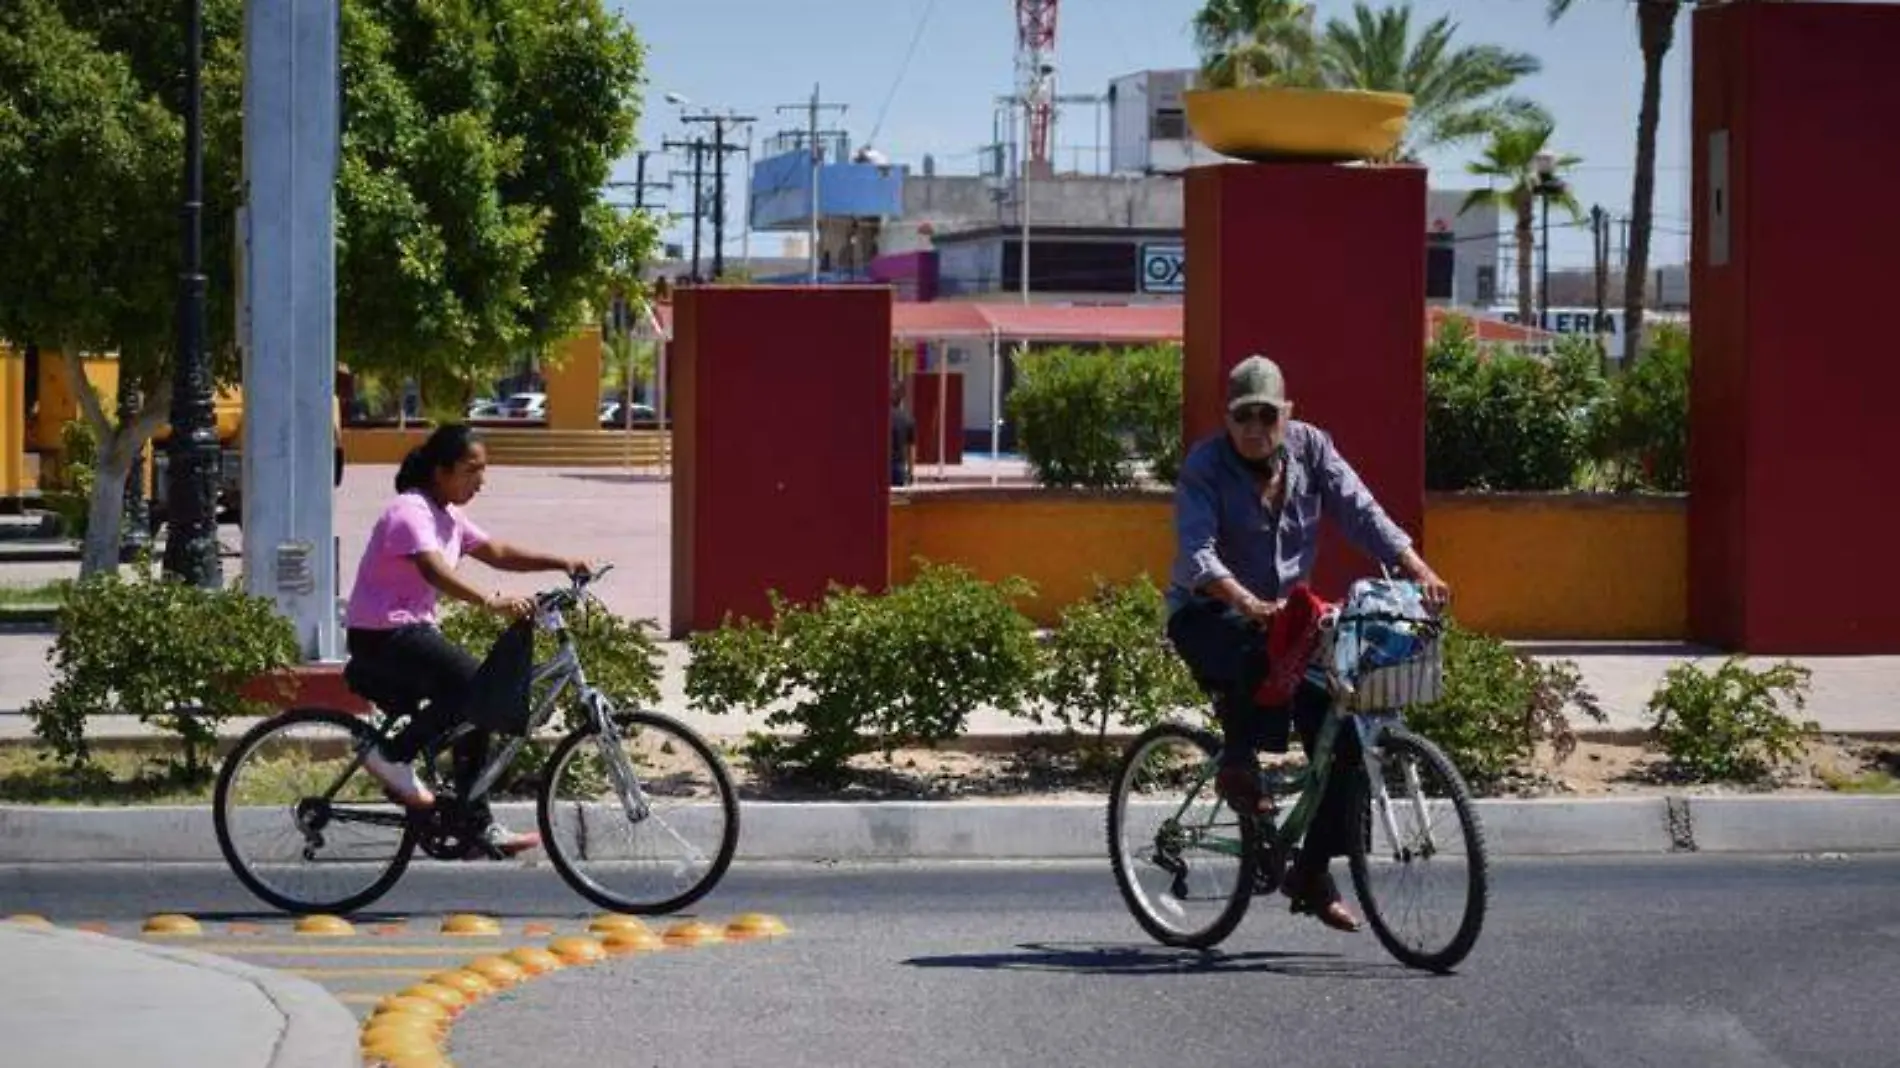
[[742, 126, 753, 270], [990, 330, 1003, 485], [1020, 98, 1031, 306], [935, 345, 947, 482]]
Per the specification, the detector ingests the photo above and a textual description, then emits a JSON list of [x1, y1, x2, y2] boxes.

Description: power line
[[866, 0, 940, 149]]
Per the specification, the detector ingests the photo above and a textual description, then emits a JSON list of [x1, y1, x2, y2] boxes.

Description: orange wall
[[341, 428, 429, 465], [31, 351, 119, 452], [546, 328, 604, 431], [888, 489, 1690, 638]]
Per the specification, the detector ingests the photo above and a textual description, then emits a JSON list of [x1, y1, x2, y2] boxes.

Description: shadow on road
[[902, 940, 1435, 982]]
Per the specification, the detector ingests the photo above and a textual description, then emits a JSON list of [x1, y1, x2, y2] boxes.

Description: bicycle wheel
[[213, 708, 417, 915], [539, 710, 740, 915], [1347, 724, 1489, 973], [1107, 722, 1257, 950]]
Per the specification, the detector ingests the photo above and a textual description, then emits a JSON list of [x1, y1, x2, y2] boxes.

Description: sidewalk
[[1, 631, 1896, 743], [0, 920, 357, 1068]]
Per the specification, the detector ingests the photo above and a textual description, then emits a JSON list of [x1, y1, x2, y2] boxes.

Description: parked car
[[600, 400, 659, 428], [500, 392, 546, 421]]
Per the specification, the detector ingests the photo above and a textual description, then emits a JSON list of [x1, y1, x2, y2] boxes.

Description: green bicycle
[[1107, 580, 1489, 973]]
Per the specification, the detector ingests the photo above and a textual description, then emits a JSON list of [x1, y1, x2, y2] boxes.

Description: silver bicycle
[[213, 565, 740, 915]]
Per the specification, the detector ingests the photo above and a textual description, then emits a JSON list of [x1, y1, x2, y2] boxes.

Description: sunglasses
[[1230, 404, 1281, 427]]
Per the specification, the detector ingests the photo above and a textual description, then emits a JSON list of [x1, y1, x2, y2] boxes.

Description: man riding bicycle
[[1167, 355, 1450, 933]]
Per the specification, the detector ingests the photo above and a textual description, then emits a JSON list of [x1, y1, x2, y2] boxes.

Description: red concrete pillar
[[911, 371, 964, 466], [1184, 163, 1427, 599], [1690, 1, 1900, 653], [670, 287, 893, 637]]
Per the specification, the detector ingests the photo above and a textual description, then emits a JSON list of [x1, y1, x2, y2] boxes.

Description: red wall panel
[[911, 371, 964, 466], [670, 287, 893, 637], [1691, 1, 1900, 652], [1184, 163, 1428, 599]]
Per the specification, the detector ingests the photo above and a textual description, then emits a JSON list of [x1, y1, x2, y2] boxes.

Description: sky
[[608, 0, 1701, 275]]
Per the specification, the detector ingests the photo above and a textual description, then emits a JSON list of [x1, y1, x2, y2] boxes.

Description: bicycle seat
[[343, 656, 425, 716]]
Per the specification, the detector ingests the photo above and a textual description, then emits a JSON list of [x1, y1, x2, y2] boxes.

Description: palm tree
[[1461, 119, 1582, 328], [1318, 2, 1547, 161], [1192, 0, 1322, 89], [1548, 0, 1682, 363]]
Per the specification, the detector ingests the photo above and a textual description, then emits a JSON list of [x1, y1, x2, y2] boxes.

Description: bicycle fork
[[1356, 716, 1437, 862]]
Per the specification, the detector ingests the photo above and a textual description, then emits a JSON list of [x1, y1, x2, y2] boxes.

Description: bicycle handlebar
[[534, 562, 616, 613]]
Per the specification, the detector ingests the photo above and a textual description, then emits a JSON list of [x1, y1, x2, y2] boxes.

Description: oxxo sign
[[1141, 244, 1185, 294]]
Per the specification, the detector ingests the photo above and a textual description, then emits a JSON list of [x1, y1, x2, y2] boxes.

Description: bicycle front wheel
[[213, 708, 416, 915], [1107, 722, 1257, 949], [539, 710, 740, 914], [1348, 724, 1489, 973]]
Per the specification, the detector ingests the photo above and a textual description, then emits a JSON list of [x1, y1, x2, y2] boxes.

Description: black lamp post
[[162, 0, 222, 588], [1533, 152, 1566, 332]]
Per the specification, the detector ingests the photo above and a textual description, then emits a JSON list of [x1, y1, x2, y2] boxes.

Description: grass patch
[[1821, 770, 1900, 795], [0, 580, 69, 607], [0, 746, 214, 805]]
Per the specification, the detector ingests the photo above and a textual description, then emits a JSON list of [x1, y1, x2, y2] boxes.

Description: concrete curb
[[4, 796, 1900, 864], [4, 922, 360, 1068]]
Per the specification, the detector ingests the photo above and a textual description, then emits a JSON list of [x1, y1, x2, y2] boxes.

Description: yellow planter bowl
[[1182, 87, 1412, 163]]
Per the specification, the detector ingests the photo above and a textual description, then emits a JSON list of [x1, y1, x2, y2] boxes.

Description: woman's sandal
[[1283, 867, 1363, 933]]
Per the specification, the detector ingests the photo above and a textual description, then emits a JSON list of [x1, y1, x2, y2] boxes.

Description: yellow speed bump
[[367, 1052, 449, 1068], [142, 914, 203, 937], [3, 914, 53, 928], [399, 982, 469, 1015], [361, 1015, 441, 1044], [662, 920, 725, 947], [725, 913, 790, 941], [441, 913, 501, 937], [359, 1027, 442, 1061], [548, 936, 607, 966], [588, 914, 650, 937], [370, 995, 451, 1027], [427, 969, 494, 999], [463, 956, 528, 989], [601, 928, 665, 955], [294, 914, 355, 937], [504, 946, 564, 976]]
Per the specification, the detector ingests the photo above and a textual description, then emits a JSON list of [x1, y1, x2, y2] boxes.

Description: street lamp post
[[1533, 152, 1566, 333], [163, 0, 221, 588]]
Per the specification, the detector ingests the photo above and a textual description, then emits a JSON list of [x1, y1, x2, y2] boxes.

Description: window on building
[[1151, 108, 1187, 141], [1425, 234, 1455, 301], [1475, 266, 1497, 306]]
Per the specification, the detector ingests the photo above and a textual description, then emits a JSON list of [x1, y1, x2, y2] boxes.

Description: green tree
[[1548, 0, 1683, 364], [0, 0, 654, 578], [1459, 118, 1581, 328], [1317, 1, 1545, 160]]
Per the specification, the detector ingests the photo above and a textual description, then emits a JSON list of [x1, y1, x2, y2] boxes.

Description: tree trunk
[[60, 348, 171, 579], [1515, 198, 1536, 328], [1624, 0, 1680, 363]]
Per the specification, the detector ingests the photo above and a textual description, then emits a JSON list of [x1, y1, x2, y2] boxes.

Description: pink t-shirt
[[345, 491, 490, 630]]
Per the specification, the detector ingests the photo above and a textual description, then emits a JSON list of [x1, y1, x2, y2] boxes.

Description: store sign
[[1140, 244, 1185, 293]]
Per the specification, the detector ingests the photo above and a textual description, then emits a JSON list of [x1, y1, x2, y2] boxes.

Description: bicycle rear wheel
[[213, 708, 417, 915], [539, 710, 739, 915], [1348, 725, 1489, 973], [1107, 722, 1257, 949]]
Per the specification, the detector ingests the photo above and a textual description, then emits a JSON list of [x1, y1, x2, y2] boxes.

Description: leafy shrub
[[1425, 319, 1599, 492], [1646, 657, 1815, 783], [1404, 620, 1606, 790], [26, 564, 300, 775], [1033, 575, 1203, 747], [44, 418, 99, 539], [1118, 346, 1186, 485], [440, 598, 663, 724], [1008, 344, 1186, 489], [1008, 346, 1133, 489], [686, 563, 1043, 784], [1588, 323, 1689, 491]]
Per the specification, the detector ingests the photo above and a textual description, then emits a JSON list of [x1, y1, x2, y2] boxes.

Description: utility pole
[[777, 85, 847, 283], [682, 111, 755, 282], [606, 151, 673, 212], [662, 137, 706, 281], [1592, 204, 1611, 372]]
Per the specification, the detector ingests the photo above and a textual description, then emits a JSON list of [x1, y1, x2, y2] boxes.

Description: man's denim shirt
[[1166, 422, 1413, 614]]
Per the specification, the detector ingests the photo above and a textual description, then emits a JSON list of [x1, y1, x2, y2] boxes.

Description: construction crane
[[1015, 0, 1059, 176]]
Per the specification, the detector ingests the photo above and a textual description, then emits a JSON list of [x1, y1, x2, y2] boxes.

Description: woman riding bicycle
[[346, 423, 590, 858]]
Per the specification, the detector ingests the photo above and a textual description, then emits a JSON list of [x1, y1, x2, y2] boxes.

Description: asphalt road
[[4, 856, 1898, 1067]]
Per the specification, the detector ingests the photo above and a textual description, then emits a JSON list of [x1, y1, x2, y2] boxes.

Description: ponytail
[[394, 423, 480, 495]]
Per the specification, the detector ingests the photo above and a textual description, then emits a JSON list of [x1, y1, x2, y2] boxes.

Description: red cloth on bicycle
[[1253, 583, 1330, 709]]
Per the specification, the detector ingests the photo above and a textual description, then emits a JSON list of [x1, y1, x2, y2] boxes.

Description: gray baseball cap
[[1227, 355, 1289, 412]]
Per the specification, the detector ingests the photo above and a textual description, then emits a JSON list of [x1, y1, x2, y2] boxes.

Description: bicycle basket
[[1329, 578, 1445, 713]]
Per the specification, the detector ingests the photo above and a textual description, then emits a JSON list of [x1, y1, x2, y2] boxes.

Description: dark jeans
[[1165, 598, 1366, 862], [347, 625, 494, 823]]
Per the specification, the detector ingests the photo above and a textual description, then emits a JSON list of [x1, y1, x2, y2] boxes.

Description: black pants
[[347, 625, 494, 822], [1165, 598, 1366, 862]]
